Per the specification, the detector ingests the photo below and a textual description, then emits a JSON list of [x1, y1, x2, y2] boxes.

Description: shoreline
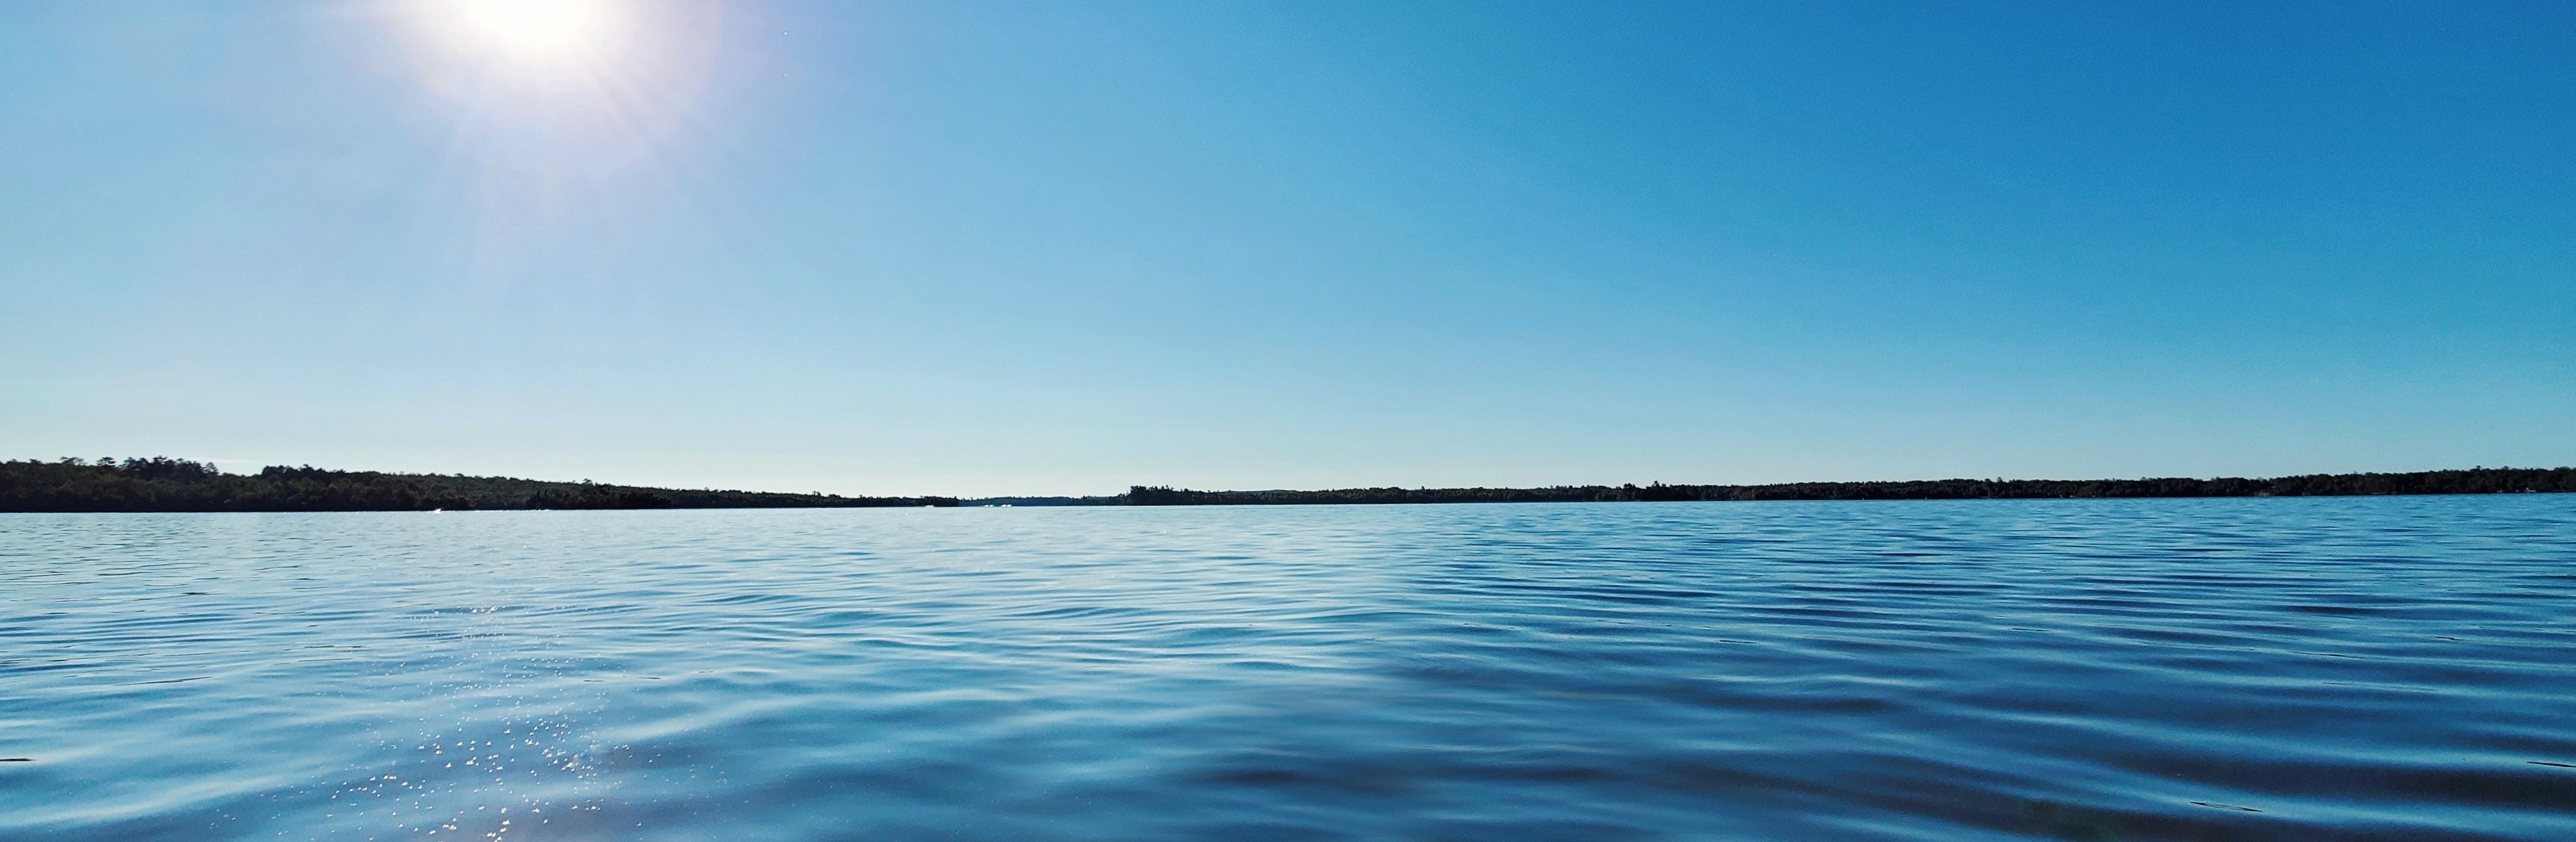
[[6, 459, 2568, 513]]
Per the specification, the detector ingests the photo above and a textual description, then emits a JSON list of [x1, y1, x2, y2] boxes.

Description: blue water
[[4, 497, 2573, 841]]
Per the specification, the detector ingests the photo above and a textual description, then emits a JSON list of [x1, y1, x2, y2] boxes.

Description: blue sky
[[3, 1, 2571, 496]]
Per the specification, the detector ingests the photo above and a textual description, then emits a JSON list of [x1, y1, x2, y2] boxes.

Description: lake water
[[4, 497, 2573, 841]]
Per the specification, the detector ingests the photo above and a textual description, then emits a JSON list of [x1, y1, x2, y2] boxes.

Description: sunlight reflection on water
[[3, 496, 2573, 840]]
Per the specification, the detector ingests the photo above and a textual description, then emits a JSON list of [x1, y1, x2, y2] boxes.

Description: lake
[[4, 496, 2572, 840]]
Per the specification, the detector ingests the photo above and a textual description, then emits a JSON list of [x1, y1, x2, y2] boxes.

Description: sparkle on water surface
[[3, 496, 2573, 840]]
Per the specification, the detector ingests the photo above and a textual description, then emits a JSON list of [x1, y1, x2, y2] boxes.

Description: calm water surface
[[4, 497, 2574, 841]]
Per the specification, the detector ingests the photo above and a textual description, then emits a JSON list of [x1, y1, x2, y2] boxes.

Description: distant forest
[[1122, 468, 2576, 506], [0, 458, 957, 512], [6, 458, 2568, 514]]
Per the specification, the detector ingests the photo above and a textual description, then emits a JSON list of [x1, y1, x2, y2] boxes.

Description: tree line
[[0, 458, 957, 512], [10, 458, 2564, 513], [1124, 468, 2575, 506]]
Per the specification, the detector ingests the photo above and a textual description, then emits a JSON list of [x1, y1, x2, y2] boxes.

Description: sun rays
[[439, 0, 623, 68]]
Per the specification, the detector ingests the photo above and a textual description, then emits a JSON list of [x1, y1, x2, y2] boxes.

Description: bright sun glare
[[450, 0, 613, 60]]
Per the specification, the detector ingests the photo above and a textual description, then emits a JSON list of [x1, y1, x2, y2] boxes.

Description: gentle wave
[[3, 496, 2573, 840]]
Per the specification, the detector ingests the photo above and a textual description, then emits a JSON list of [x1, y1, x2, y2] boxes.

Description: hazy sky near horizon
[[3, 1, 2571, 496]]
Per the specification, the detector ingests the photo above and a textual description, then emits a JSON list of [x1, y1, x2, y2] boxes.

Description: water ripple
[[3, 496, 2573, 840]]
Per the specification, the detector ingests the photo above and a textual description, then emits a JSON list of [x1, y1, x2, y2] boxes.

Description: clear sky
[[3, 1, 2571, 497]]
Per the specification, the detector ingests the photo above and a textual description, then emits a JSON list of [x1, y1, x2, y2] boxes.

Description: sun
[[448, 0, 616, 62]]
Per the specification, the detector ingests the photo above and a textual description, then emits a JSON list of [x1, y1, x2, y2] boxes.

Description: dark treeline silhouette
[[1124, 468, 2576, 506], [1, 458, 957, 512], [11, 458, 2567, 513]]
